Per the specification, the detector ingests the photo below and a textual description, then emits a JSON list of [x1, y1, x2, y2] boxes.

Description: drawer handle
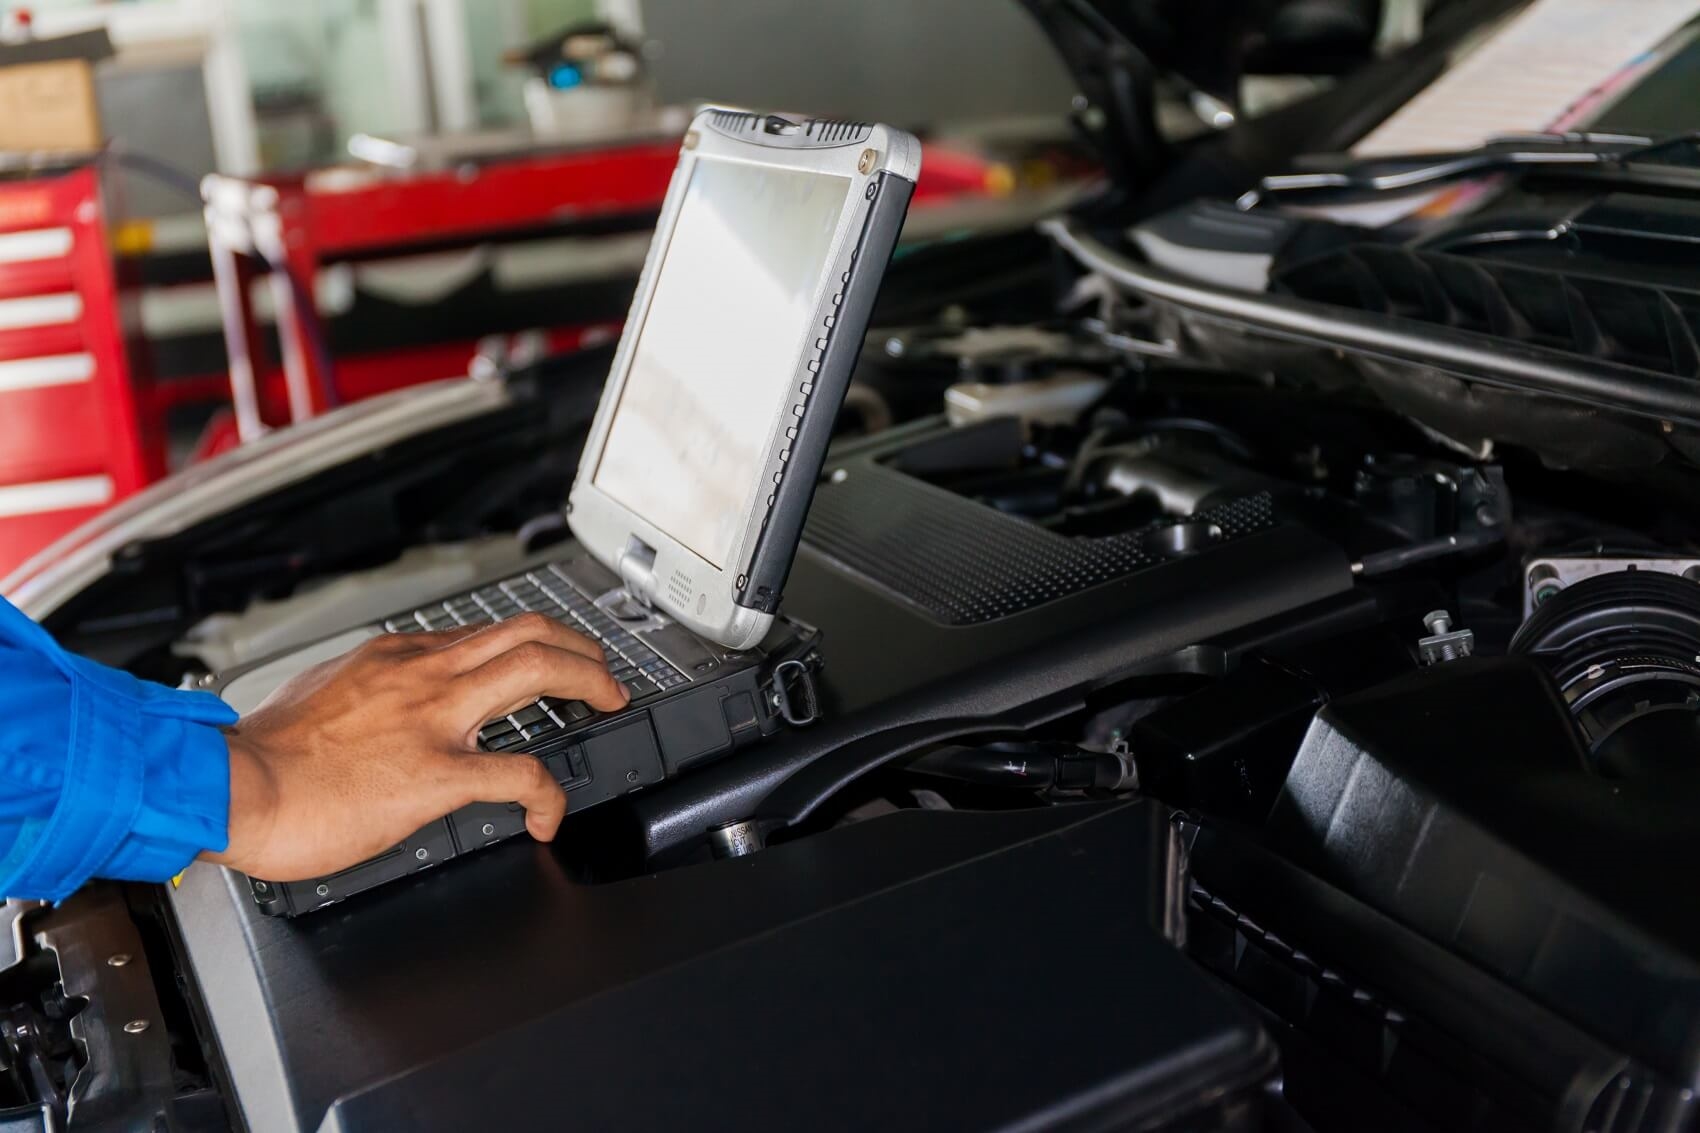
[[0, 294, 83, 331], [0, 228, 72, 266], [0, 475, 112, 519], [0, 353, 93, 393]]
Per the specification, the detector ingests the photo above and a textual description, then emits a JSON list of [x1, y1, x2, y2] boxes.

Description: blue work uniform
[[0, 595, 234, 900]]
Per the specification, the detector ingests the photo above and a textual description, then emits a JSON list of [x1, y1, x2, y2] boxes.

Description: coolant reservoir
[[945, 370, 1108, 428]]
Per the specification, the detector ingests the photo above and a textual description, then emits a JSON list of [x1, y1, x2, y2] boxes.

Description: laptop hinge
[[615, 536, 659, 608]]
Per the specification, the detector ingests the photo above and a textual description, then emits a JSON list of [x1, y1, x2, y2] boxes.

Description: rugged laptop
[[215, 108, 920, 914]]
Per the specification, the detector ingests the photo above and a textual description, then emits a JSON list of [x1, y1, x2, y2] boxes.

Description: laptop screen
[[592, 155, 851, 570]]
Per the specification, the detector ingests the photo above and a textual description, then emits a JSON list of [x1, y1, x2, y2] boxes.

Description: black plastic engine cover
[[173, 801, 1274, 1133]]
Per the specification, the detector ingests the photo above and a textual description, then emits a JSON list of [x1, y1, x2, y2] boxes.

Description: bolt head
[[1422, 610, 1452, 634], [315, 883, 330, 897], [123, 1020, 149, 1035], [481, 823, 495, 837], [106, 954, 131, 968], [415, 847, 429, 861], [626, 769, 641, 784]]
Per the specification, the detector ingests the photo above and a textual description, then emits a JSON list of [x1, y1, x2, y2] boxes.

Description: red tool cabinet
[[0, 165, 155, 580]]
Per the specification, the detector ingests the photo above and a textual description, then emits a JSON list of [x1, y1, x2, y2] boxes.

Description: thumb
[[444, 751, 568, 842]]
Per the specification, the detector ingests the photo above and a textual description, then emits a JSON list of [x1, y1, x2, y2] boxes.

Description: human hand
[[200, 613, 628, 881]]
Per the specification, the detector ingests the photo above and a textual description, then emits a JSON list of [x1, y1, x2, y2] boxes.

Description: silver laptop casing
[[567, 107, 921, 650]]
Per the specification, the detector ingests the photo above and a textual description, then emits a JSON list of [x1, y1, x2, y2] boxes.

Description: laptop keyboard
[[383, 563, 689, 752]]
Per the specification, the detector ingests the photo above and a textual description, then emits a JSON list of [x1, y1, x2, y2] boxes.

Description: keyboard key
[[509, 703, 549, 729], [507, 707, 551, 739], [543, 697, 594, 723], [545, 594, 577, 613], [478, 721, 516, 744], [522, 720, 561, 741]]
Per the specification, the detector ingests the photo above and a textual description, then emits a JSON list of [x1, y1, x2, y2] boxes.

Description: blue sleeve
[[0, 595, 237, 901]]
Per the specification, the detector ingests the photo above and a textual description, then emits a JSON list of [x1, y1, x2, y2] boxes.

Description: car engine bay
[[2, 204, 1696, 1131], [9, 0, 1700, 1107]]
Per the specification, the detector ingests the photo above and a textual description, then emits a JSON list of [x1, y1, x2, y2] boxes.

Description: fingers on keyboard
[[400, 565, 697, 756]]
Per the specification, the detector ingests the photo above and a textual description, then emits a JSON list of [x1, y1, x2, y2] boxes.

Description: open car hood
[[1056, 0, 1270, 99], [1023, 0, 1382, 101]]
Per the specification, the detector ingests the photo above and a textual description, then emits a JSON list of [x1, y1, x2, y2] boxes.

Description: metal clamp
[[1418, 609, 1474, 665]]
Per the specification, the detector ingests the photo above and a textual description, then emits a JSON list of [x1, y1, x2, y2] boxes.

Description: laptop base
[[244, 548, 818, 917]]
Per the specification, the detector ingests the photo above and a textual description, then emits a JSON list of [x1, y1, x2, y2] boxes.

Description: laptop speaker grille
[[667, 570, 693, 609]]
